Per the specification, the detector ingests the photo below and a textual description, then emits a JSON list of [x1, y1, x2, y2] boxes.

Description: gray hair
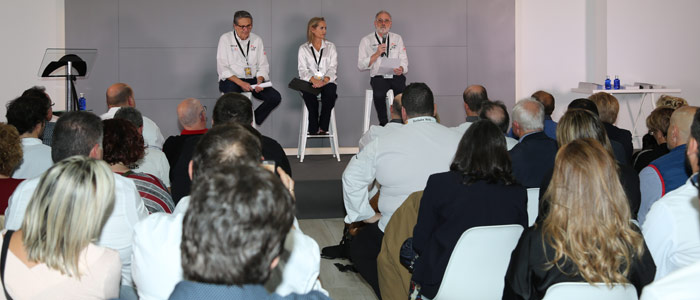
[[375, 10, 391, 20], [114, 106, 143, 128], [233, 10, 253, 26], [512, 98, 544, 132]]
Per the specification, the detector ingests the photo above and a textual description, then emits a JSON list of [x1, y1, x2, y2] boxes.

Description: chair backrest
[[433, 224, 524, 300], [527, 188, 540, 226], [542, 282, 638, 300]]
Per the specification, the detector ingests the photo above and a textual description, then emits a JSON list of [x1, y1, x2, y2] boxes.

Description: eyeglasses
[[201, 105, 207, 113], [235, 24, 252, 29], [376, 18, 391, 24], [50, 102, 55, 107]]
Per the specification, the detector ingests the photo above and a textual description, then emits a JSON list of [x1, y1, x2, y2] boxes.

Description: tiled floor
[[299, 218, 378, 300]]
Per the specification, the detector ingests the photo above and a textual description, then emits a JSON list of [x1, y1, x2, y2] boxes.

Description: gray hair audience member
[[115, 106, 172, 188], [479, 100, 518, 150], [169, 162, 329, 300], [508, 98, 558, 188]]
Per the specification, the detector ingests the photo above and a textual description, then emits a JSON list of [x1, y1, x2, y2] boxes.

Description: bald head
[[177, 98, 207, 130], [668, 106, 699, 149], [106, 83, 134, 107], [462, 85, 488, 116]]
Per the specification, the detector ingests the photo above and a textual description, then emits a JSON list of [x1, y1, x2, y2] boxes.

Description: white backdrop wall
[[516, 0, 700, 147], [0, 0, 65, 122]]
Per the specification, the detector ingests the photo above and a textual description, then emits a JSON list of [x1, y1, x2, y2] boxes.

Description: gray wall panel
[[118, 48, 219, 100], [467, 0, 516, 108], [66, 0, 515, 148]]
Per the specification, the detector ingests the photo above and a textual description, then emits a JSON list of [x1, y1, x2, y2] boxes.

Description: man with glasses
[[358, 10, 408, 126], [217, 10, 281, 126]]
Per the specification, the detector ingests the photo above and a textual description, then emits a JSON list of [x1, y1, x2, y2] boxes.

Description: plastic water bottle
[[78, 93, 87, 111], [604, 76, 612, 90], [613, 75, 621, 90]]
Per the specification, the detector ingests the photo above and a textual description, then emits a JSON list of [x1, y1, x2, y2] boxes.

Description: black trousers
[[370, 75, 406, 125], [348, 222, 384, 299], [219, 79, 281, 125], [301, 83, 337, 133]]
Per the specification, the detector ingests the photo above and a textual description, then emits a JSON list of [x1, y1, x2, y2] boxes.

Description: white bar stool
[[240, 92, 257, 129], [297, 93, 340, 162], [363, 89, 394, 133]]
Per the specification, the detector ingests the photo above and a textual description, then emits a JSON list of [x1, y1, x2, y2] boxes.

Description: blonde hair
[[588, 92, 619, 124], [542, 139, 645, 286], [556, 109, 615, 156], [656, 95, 687, 109], [306, 17, 325, 44], [21, 156, 115, 277]]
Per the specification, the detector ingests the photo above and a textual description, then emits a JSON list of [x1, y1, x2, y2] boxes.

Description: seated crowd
[[1, 81, 698, 300]]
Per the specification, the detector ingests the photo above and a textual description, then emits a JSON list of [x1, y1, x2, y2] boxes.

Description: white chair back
[[542, 282, 637, 300], [433, 224, 524, 300], [526, 188, 540, 226]]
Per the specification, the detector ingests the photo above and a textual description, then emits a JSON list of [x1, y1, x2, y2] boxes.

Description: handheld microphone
[[381, 36, 387, 57]]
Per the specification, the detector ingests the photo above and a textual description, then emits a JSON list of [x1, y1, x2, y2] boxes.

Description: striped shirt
[[119, 171, 174, 214]]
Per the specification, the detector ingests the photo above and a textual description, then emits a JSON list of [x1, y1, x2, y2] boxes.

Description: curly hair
[[6, 96, 47, 135], [102, 119, 144, 167], [0, 123, 23, 176]]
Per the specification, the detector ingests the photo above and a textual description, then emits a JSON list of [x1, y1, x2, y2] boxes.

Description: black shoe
[[321, 225, 352, 260]]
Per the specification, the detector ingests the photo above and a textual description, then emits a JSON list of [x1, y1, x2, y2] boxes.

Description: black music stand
[[38, 48, 97, 112]]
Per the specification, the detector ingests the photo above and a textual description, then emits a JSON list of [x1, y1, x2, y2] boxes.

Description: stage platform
[[290, 154, 353, 219]]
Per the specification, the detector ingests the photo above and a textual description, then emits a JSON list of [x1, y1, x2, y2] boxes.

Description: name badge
[[244, 67, 253, 78], [383, 74, 394, 79], [314, 71, 324, 80]]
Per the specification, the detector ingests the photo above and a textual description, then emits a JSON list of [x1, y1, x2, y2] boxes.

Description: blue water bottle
[[604, 76, 612, 90], [78, 93, 87, 111], [613, 75, 620, 90]]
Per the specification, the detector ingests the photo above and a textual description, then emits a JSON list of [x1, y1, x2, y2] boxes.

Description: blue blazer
[[411, 171, 528, 298], [509, 131, 558, 188]]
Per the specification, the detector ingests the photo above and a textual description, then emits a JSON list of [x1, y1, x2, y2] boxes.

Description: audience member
[[115, 107, 171, 188], [503, 139, 656, 299], [103, 118, 174, 214], [5, 111, 148, 298], [358, 93, 404, 150], [531, 90, 557, 139], [642, 108, 700, 279], [538, 109, 641, 220], [1, 156, 121, 298], [589, 92, 633, 163], [0, 123, 23, 213], [508, 98, 558, 188], [168, 163, 329, 300], [656, 94, 688, 109], [566, 98, 628, 164], [21, 86, 56, 146], [162, 98, 208, 170], [633, 107, 674, 172], [453, 84, 488, 135], [171, 92, 290, 203], [479, 100, 518, 150], [102, 83, 165, 150], [342, 82, 461, 297], [5, 96, 52, 179], [132, 122, 326, 300], [641, 110, 700, 298], [409, 120, 528, 298], [638, 106, 698, 225]]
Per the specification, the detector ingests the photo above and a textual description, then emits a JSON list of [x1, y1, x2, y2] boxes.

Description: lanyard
[[375, 33, 390, 57], [311, 46, 324, 71], [234, 33, 250, 65]]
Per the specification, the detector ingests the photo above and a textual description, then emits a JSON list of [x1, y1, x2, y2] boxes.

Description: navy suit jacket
[[411, 171, 528, 298], [509, 131, 558, 188], [605, 122, 633, 163]]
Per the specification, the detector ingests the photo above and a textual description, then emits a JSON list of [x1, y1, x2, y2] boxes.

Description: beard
[[376, 26, 389, 36]]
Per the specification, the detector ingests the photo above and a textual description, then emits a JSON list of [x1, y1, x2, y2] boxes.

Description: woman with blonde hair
[[503, 139, 655, 299], [297, 16, 338, 135], [0, 156, 121, 299], [538, 108, 641, 220]]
